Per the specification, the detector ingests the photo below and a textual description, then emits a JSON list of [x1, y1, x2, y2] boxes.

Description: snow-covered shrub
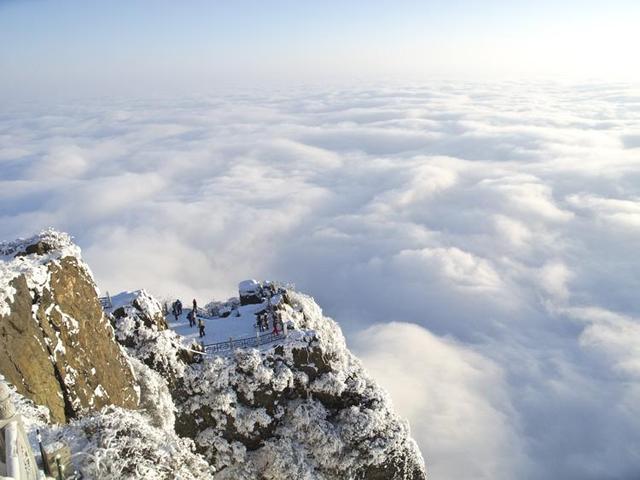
[[57, 406, 213, 480], [113, 303, 189, 381], [171, 288, 426, 479], [129, 357, 175, 431], [6, 268, 424, 479], [110, 290, 166, 329]]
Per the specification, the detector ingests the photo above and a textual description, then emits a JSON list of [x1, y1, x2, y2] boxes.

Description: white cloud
[[353, 322, 530, 480], [567, 194, 640, 230], [30, 145, 88, 179], [493, 214, 532, 250], [537, 261, 572, 302], [2, 81, 640, 479], [392, 247, 503, 292]]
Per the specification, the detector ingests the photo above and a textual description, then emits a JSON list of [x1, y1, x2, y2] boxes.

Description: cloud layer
[[2, 81, 640, 479]]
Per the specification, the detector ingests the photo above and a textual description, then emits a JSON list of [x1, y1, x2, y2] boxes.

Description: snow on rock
[[51, 406, 213, 480], [0, 230, 139, 423], [120, 285, 426, 478], [113, 308, 193, 382], [0, 229, 84, 317], [239, 279, 260, 294], [107, 289, 208, 393], [239, 279, 263, 305], [110, 289, 167, 330], [9, 376, 212, 480], [2, 229, 426, 479], [129, 357, 176, 432], [172, 288, 427, 480], [3, 374, 50, 430]]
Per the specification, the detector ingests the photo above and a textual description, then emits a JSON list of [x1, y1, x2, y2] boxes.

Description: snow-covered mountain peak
[[0, 229, 88, 318], [0, 231, 427, 479]]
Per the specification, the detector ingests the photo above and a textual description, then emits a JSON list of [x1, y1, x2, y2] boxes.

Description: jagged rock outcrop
[[238, 279, 263, 305], [109, 290, 168, 332], [2, 230, 426, 479], [0, 230, 139, 423], [110, 292, 199, 385], [169, 291, 426, 480]]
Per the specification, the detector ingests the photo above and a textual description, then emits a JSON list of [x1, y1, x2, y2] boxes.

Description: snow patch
[[0, 229, 85, 318]]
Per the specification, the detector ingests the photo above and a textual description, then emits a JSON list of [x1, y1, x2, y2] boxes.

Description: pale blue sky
[[1, 0, 639, 98]]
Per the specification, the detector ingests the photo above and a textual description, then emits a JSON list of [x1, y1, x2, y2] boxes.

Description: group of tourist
[[173, 298, 206, 338], [171, 290, 289, 343], [256, 308, 285, 335]]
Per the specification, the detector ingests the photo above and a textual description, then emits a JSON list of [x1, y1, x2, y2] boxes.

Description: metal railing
[[98, 291, 112, 310], [98, 297, 113, 310], [204, 331, 284, 355]]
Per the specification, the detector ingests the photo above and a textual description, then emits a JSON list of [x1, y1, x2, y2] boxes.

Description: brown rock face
[[0, 274, 63, 420], [0, 255, 139, 423]]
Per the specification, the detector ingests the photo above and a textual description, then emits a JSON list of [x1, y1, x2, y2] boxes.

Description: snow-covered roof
[[238, 279, 260, 294]]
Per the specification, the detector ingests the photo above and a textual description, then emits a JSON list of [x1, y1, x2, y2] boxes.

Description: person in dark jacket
[[187, 310, 195, 327], [192, 298, 198, 314], [176, 299, 183, 315]]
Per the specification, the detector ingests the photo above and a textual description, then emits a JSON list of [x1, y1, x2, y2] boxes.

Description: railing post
[[37, 429, 50, 476], [55, 454, 64, 480], [6, 421, 20, 478], [1, 382, 40, 480]]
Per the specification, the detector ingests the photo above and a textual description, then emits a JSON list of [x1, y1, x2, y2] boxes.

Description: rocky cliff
[[0, 230, 139, 423], [1, 230, 426, 479], [170, 290, 426, 480]]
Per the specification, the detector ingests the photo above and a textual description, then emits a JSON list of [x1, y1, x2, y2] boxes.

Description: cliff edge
[[0, 230, 426, 479], [0, 230, 139, 423]]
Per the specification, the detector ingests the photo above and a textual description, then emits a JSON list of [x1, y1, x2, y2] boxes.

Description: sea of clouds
[[2, 81, 640, 479]]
